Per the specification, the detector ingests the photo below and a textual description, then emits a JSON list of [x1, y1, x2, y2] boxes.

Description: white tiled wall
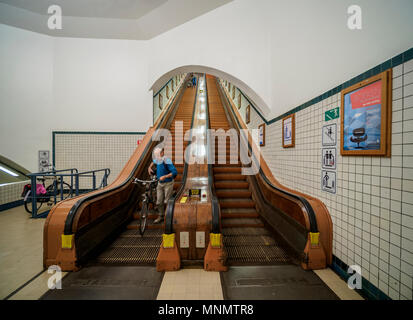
[[55, 133, 145, 189], [219, 58, 413, 300], [0, 181, 29, 206]]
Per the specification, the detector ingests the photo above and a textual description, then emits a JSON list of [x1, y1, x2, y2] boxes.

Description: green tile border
[[52, 131, 146, 167], [332, 255, 392, 300], [225, 47, 413, 126], [0, 199, 24, 212]]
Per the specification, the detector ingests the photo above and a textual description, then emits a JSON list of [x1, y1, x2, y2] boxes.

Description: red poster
[[350, 80, 382, 109]]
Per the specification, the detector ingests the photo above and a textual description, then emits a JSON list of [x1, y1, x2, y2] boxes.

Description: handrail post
[[71, 169, 74, 197], [53, 178, 57, 204], [75, 174, 79, 196], [31, 175, 37, 218], [93, 172, 96, 190], [60, 175, 64, 201]]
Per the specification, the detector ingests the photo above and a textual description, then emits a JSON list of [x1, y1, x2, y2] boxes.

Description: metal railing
[[26, 168, 110, 218]]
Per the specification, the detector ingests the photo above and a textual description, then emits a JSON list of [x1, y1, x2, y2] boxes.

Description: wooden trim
[[282, 113, 295, 148], [340, 70, 392, 156], [258, 123, 265, 147]]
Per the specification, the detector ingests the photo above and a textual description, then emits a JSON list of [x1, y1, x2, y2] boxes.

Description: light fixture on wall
[[0, 165, 19, 177]]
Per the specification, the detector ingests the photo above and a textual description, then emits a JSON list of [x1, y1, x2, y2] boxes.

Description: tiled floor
[[0, 205, 362, 300], [157, 269, 223, 300], [314, 269, 364, 300], [0, 206, 45, 299]]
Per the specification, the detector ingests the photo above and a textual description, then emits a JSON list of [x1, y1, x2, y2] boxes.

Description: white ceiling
[[0, 0, 167, 19], [0, 0, 232, 39]]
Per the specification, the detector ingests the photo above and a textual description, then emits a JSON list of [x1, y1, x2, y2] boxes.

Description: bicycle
[[132, 175, 158, 236], [22, 169, 73, 214]]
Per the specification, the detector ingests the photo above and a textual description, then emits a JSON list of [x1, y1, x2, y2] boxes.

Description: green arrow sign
[[325, 107, 339, 121]]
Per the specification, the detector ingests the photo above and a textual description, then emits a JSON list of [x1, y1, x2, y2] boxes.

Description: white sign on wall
[[321, 170, 336, 194], [38, 150, 50, 172], [322, 148, 337, 169], [322, 124, 337, 146]]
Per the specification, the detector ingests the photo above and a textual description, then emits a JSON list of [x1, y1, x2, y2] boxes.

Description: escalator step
[[224, 245, 291, 265]]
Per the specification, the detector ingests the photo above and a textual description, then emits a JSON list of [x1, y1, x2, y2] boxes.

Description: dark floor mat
[[40, 266, 163, 300], [221, 266, 339, 300]]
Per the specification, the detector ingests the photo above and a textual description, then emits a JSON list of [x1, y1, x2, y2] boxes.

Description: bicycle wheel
[[47, 181, 72, 202], [139, 201, 148, 236], [24, 193, 43, 214]]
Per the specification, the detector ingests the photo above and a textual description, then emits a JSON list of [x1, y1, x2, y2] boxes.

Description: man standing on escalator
[[148, 147, 177, 224]]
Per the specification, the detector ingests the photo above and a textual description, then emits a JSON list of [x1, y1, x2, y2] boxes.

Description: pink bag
[[36, 184, 46, 195]]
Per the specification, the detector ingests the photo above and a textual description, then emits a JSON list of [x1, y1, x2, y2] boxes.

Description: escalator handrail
[[164, 77, 199, 234], [204, 76, 221, 234], [63, 76, 189, 235], [216, 79, 318, 233]]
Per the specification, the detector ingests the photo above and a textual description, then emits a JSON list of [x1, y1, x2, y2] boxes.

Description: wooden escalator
[[206, 76, 292, 265]]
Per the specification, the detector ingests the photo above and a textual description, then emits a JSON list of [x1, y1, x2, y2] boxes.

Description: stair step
[[214, 174, 246, 181], [219, 198, 255, 208], [127, 219, 163, 230], [221, 218, 264, 228], [221, 208, 259, 218], [216, 189, 252, 198], [214, 167, 241, 173], [215, 181, 249, 189]]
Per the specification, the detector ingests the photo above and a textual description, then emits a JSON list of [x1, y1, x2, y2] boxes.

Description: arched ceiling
[[150, 65, 270, 116]]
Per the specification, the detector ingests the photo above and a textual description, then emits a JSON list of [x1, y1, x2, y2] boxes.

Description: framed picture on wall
[[246, 105, 251, 124], [282, 114, 295, 148], [159, 93, 163, 109], [341, 70, 392, 156], [258, 123, 265, 147], [238, 93, 242, 109]]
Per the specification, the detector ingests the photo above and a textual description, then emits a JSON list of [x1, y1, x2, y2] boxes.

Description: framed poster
[[258, 123, 265, 147], [159, 93, 163, 109], [341, 70, 392, 156], [238, 93, 242, 109], [282, 114, 295, 148], [246, 105, 251, 124]]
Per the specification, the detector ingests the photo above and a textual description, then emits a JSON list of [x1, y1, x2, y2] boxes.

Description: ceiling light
[[0, 165, 19, 177]]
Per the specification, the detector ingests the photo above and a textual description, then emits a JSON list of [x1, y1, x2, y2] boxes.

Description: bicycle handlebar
[[132, 177, 158, 185]]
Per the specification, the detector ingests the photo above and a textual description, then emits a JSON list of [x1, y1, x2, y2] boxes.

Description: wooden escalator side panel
[[43, 82, 197, 271], [207, 76, 333, 269]]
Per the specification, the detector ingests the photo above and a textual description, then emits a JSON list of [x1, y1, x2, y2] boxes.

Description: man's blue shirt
[[153, 158, 177, 183]]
